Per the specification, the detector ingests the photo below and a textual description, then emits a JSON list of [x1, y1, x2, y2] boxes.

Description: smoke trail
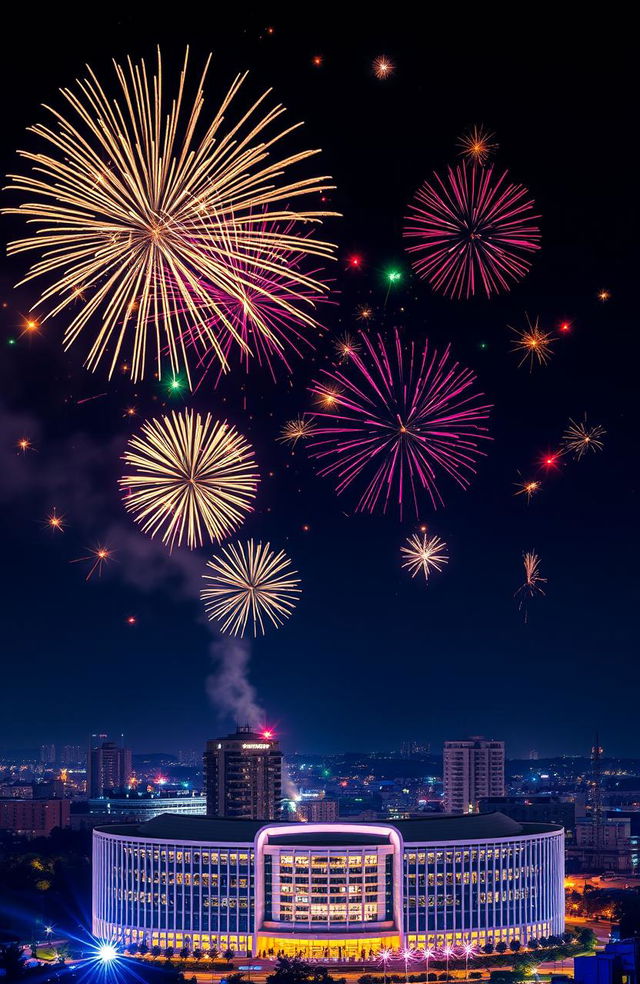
[[206, 638, 265, 728]]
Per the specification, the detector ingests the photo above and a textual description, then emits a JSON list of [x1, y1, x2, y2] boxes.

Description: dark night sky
[[0, 11, 637, 758]]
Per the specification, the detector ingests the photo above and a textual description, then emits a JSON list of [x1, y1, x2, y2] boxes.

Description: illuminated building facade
[[204, 727, 283, 820], [93, 812, 564, 958], [88, 736, 132, 798], [443, 738, 505, 814]]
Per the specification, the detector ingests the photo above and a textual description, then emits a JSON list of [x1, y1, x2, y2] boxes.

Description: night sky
[[0, 12, 636, 758]]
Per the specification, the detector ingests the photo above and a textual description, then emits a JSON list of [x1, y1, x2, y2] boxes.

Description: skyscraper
[[61, 744, 83, 765], [204, 726, 283, 819], [443, 737, 505, 814], [40, 743, 56, 764], [88, 735, 132, 798]]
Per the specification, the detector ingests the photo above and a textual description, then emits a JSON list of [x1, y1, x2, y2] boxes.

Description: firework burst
[[372, 56, 395, 79], [4, 48, 337, 385], [278, 416, 317, 446], [120, 410, 258, 550], [514, 479, 541, 503], [562, 416, 606, 459], [457, 124, 498, 165], [401, 531, 449, 581], [515, 550, 546, 622], [334, 332, 361, 362], [510, 315, 554, 370], [404, 162, 541, 298], [356, 304, 374, 322], [72, 545, 113, 580], [308, 330, 492, 516], [201, 539, 301, 637], [44, 508, 65, 532], [173, 217, 333, 388]]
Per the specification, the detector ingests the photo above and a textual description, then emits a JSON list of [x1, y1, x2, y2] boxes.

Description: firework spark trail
[[562, 416, 606, 459], [3, 48, 338, 385], [401, 531, 449, 581], [120, 410, 258, 550], [308, 330, 491, 517], [515, 550, 547, 622], [404, 162, 541, 298], [201, 539, 301, 637]]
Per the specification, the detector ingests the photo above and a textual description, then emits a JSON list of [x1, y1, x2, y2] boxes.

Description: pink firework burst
[[308, 330, 492, 516], [404, 162, 541, 299], [167, 217, 333, 389]]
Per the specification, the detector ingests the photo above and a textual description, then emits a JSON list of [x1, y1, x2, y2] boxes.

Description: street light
[[377, 947, 393, 984], [462, 942, 477, 980], [97, 944, 119, 964], [421, 946, 435, 977], [442, 944, 454, 979], [401, 947, 416, 984]]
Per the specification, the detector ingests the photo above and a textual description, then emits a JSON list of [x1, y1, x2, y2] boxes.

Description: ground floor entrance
[[256, 935, 401, 960]]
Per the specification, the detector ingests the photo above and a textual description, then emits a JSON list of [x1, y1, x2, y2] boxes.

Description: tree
[[495, 942, 508, 954], [180, 947, 190, 960], [577, 928, 597, 950], [527, 939, 539, 950], [509, 941, 521, 952], [192, 949, 203, 961], [267, 957, 344, 984], [165, 947, 175, 959], [128, 943, 139, 955], [152, 945, 162, 959], [139, 942, 149, 956], [483, 943, 494, 955], [0, 944, 27, 980], [224, 948, 235, 962]]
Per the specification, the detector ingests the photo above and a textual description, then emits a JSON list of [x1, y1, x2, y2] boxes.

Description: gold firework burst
[[334, 332, 361, 362], [514, 479, 541, 503], [201, 539, 301, 637], [3, 48, 338, 385], [510, 315, 554, 370], [372, 56, 395, 80], [562, 416, 606, 459], [120, 410, 258, 550], [457, 124, 498, 165], [401, 532, 449, 581], [515, 550, 547, 621], [278, 416, 317, 446]]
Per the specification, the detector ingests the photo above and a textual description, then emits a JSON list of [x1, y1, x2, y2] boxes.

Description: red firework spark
[[308, 330, 492, 516], [404, 162, 541, 299]]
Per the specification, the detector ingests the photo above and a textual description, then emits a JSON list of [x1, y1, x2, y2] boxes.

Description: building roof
[[94, 811, 562, 844]]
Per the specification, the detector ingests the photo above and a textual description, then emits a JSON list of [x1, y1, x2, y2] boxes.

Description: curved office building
[[93, 813, 564, 958]]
